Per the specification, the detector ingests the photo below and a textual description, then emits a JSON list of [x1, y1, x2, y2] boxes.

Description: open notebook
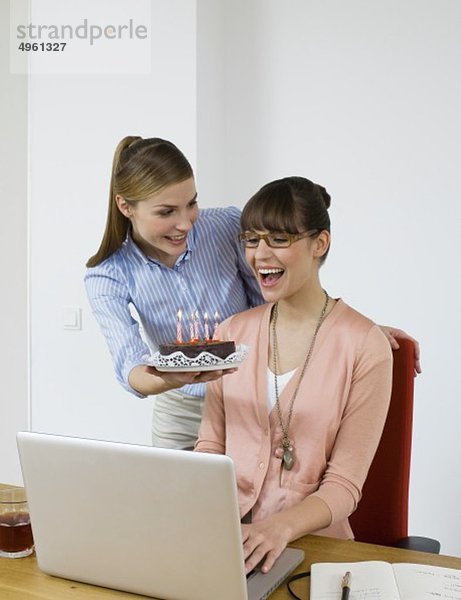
[[17, 432, 303, 600], [311, 560, 461, 600]]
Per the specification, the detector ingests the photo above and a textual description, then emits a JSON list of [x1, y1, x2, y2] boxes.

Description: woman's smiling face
[[245, 229, 330, 303], [116, 177, 199, 267]]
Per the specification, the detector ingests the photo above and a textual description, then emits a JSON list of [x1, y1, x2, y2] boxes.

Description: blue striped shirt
[[84, 206, 264, 398]]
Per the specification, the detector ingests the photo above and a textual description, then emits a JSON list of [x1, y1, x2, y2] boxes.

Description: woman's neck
[[131, 231, 176, 268], [275, 286, 329, 327], [268, 286, 334, 374]]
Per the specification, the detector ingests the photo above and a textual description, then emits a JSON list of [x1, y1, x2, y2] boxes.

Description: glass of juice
[[0, 487, 34, 558]]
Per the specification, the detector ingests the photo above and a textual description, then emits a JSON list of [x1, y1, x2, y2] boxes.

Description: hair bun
[[316, 185, 331, 210]]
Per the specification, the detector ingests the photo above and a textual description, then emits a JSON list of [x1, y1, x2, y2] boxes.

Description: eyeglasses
[[239, 230, 319, 249]]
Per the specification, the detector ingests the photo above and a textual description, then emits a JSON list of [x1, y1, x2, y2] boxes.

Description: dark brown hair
[[241, 176, 331, 262]]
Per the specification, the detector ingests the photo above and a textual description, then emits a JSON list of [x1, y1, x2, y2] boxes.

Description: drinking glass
[[0, 487, 34, 558]]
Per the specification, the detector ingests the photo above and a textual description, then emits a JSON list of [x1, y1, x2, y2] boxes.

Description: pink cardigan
[[196, 300, 393, 539]]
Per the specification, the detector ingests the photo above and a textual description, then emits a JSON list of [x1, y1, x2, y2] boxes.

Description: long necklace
[[272, 290, 329, 471]]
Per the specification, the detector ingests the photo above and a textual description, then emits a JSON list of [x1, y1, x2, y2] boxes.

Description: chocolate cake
[[158, 340, 236, 360]]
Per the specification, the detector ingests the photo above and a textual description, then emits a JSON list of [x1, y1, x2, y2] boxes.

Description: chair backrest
[[349, 338, 414, 546]]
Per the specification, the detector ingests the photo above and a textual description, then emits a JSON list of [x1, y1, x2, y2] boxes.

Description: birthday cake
[[147, 310, 244, 370], [158, 340, 236, 360]]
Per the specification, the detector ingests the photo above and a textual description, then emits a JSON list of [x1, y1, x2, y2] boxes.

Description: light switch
[[63, 306, 82, 330]]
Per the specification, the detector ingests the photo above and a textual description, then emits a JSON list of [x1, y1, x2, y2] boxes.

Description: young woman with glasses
[[196, 176, 394, 574]]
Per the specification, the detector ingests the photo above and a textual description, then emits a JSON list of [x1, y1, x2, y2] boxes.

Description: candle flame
[[177, 309, 182, 319]]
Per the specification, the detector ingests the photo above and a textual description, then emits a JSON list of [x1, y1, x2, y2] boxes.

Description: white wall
[[0, 0, 29, 485], [196, 0, 225, 204], [6, 0, 461, 555]]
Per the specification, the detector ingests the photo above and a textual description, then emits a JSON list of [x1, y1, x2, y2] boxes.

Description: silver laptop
[[17, 432, 304, 600]]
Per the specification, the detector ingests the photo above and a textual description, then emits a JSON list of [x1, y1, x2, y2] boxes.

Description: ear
[[115, 194, 133, 219], [313, 230, 330, 259]]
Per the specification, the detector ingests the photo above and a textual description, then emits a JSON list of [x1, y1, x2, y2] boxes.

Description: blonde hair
[[86, 136, 193, 267]]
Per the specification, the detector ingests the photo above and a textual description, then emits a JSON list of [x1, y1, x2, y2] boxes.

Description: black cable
[[286, 570, 310, 599]]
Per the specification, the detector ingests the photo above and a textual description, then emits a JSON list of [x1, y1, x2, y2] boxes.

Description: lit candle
[[176, 309, 183, 344], [204, 312, 210, 340], [212, 311, 219, 340], [194, 310, 199, 341], [189, 313, 195, 342]]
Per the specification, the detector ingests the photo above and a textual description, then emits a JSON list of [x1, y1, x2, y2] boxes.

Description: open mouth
[[258, 268, 285, 286], [165, 234, 187, 245]]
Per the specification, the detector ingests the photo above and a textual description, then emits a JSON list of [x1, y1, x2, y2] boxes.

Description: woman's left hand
[[241, 519, 290, 574], [379, 325, 422, 376]]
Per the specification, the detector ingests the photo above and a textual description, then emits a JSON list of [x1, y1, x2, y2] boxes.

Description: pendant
[[282, 447, 294, 471], [280, 437, 295, 471]]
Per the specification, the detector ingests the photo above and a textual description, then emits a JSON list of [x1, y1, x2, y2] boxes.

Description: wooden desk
[[1, 535, 461, 600], [2, 484, 460, 599]]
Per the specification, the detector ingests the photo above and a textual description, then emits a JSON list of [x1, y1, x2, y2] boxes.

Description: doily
[[143, 344, 249, 372]]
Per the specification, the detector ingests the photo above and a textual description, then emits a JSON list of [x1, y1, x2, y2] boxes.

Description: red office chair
[[349, 338, 440, 553]]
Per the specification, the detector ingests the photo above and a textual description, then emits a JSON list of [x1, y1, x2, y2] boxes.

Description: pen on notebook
[[341, 571, 351, 600]]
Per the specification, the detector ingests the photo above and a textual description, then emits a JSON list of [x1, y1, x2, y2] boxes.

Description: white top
[[267, 367, 296, 412]]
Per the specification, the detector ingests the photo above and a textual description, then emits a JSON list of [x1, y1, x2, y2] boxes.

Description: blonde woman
[[85, 137, 263, 449]]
